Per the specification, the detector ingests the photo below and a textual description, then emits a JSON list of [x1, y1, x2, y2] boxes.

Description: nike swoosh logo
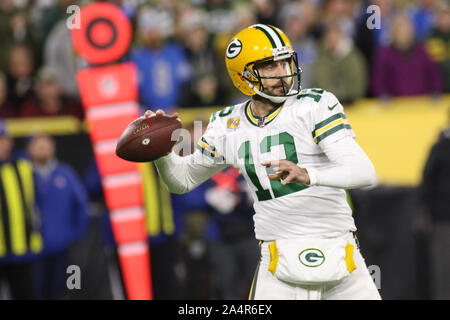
[[328, 103, 338, 111]]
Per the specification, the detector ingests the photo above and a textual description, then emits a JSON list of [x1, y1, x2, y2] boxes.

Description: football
[[115, 114, 182, 162]]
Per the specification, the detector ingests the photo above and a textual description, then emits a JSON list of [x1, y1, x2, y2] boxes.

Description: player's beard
[[269, 77, 291, 96], [253, 76, 292, 107]]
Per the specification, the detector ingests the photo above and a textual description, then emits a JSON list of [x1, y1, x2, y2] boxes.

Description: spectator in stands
[[179, 9, 217, 81], [425, 2, 450, 92], [211, 3, 258, 104], [33, 0, 73, 46], [252, 0, 279, 26], [0, 71, 16, 118], [420, 108, 450, 299], [43, 19, 80, 99], [0, 121, 42, 299], [280, 1, 318, 90], [179, 72, 228, 108], [204, 0, 236, 35], [354, 0, 397, 89], [6, 44, 35, 108], [0, 0, 35, 72], [27, 134, 89, 299], [320, 0, 359, 39], [177, 9, 228, 107], [371, 13, 442, 98], [19, 66, 84, 119], [408, 0, 439, 42], [313, 22, 367, 104], [130, 6, 191, 113]]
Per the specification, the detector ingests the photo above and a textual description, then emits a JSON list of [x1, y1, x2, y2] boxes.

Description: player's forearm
[[306, 158, 375, 189], [154, 153, 190, 194], [305, 137, 376, 189], [154, 151, 227, 194]]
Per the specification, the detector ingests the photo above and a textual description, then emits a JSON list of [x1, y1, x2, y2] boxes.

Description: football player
[[145, 24, 381, 300]]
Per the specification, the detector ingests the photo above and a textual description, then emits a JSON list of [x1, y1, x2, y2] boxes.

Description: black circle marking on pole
[[86, 17, 118, 49]]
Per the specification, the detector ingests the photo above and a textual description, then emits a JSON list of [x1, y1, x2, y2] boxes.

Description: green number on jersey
[[238, 141, 271, 201], [210, 106, 235, 123], [238, 132, 308, 201], [219, 106, 235, 117], [260, 132, 308, 198], [297, 88, 324, 103]]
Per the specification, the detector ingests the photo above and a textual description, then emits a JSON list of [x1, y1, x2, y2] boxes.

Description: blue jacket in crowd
[[130, 43, 191, 112], [34, 161, 89, 256]]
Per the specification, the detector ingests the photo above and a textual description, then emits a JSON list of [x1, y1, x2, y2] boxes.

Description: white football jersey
[[197, 88, 357, 240]]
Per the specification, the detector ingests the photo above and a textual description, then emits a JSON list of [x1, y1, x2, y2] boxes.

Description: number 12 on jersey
[[238, 132, 308, 202]]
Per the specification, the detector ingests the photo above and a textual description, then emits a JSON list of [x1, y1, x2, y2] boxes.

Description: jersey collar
[[245, 100, 284, 128]]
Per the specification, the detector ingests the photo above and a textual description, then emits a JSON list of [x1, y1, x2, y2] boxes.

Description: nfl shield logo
[[258, 118, 265, 127]]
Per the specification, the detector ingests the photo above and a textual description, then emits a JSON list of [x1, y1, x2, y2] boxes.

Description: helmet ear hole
[[243, 66, 259, 84]]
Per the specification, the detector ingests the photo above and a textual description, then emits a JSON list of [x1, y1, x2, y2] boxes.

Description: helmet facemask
[[242, 50, 302, 103]]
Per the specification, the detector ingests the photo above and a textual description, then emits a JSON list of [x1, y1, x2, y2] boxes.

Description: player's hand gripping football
[[144, 109, 181, 156], [261, 160, 311, 186], [144, 109, 179, 120]]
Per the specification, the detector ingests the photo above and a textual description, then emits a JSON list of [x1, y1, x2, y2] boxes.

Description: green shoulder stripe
[[315, 123, 352, 143], [312, 113, 346, 137], [196, 144, 225, 162]]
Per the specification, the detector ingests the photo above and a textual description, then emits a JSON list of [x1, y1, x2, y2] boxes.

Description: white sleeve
[[303, 135, 376, 189], [154, 111, 229, 194], [154, 150, 228, 194], [304, 90, 375, 189]]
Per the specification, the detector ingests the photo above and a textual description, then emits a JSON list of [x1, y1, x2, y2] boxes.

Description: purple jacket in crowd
[[371, 44, 443, 97]]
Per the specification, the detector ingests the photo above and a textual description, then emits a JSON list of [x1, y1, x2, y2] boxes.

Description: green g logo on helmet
[[299, 248, 325, 267], [226, 39, 242, 59]]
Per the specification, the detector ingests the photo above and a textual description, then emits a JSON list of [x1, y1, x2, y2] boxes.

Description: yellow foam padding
[[345, 242, 357, 273], [268, 241, 279, 275], [6, 116, 81, 137]]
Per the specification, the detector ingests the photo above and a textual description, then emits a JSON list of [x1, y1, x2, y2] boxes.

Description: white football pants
[[249, 233, 381, 300]]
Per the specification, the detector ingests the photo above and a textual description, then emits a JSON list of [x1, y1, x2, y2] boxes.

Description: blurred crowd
[[1, 0, 450, 300], [0, 0, 450, 119]]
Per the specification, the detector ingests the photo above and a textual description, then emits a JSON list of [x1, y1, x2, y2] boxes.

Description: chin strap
[[247, 81, 298, 103]]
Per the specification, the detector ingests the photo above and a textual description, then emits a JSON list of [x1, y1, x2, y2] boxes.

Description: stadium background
[[0, 0, 449, 300]]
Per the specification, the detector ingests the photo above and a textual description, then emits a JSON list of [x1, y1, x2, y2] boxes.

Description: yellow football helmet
[[225, 24, 302, 103]]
